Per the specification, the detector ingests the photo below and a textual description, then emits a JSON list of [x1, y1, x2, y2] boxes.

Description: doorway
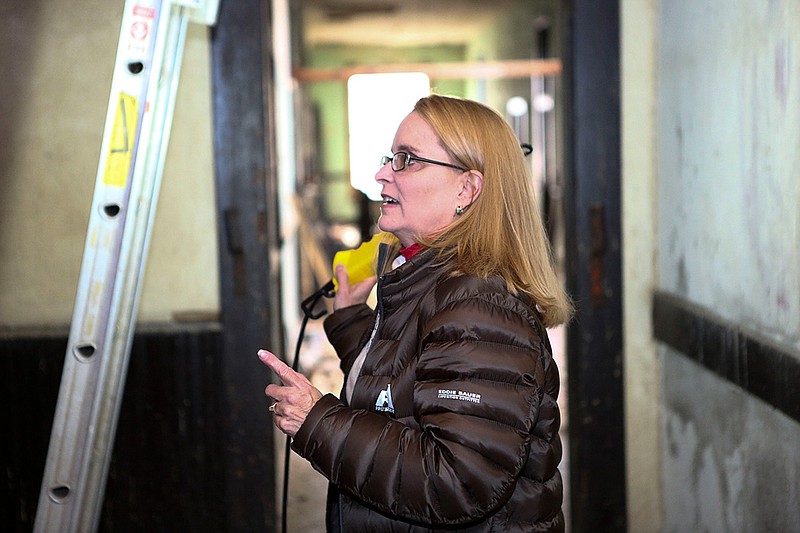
[[278, 0, 604, 530]]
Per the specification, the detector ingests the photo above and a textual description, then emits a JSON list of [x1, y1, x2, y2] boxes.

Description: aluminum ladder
[[34, 1, 219, 531]]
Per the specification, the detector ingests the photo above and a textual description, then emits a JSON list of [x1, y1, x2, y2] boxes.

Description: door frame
[[563, 1, 627, 530]]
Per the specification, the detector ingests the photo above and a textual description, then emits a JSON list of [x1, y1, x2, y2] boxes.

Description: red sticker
[[132, 5, 156, 19], [130, 21, 149, 40]]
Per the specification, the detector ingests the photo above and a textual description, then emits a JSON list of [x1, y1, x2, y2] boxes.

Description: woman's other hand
[[333, 264, 377, 310], [258, 349, 323, 438]]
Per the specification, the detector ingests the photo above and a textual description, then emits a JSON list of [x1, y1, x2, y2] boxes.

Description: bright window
[[347, 73, 431, 201]]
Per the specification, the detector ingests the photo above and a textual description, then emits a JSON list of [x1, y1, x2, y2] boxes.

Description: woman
[[259, 94, 573, 532]]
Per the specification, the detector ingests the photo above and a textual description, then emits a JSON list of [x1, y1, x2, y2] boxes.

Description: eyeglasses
[[381, 143, 533, 173], [380, 152, 467, 173]]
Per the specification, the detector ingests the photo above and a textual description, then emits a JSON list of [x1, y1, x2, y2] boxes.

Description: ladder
[[35, 1, 219, 531]]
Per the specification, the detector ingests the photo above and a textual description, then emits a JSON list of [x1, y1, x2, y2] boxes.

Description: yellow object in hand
[[331, 232, 387, 291]]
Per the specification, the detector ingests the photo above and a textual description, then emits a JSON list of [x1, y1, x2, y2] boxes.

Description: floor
[[276, 322, 570, 532]]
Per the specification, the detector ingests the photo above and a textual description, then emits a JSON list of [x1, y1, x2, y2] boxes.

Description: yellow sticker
[[102, 92, 138, 188]]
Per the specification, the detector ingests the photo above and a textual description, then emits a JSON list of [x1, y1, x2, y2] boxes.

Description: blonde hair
[[413, 94, 573, 328]]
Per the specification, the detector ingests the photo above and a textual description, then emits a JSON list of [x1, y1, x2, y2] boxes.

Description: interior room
[[2, 0, 798, 532]]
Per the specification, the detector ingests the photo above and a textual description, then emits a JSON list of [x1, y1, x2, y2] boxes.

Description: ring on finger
[[268, 402, 277, 413]]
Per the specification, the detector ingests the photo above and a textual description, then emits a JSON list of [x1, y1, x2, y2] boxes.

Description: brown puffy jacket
[[292, 246, 564, 532]]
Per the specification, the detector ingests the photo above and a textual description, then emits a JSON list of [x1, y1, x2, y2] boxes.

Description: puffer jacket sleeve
[[294, 288, 548, 527], [323, 303, 374, 376]]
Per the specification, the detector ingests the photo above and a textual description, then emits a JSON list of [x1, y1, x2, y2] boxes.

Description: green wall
[[464, 0, 562, 112], [303, 0, 561, 225]]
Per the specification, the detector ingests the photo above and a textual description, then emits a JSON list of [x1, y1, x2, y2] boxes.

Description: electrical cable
[[278, 232, 382, 531], [280, 281, 335, 533]]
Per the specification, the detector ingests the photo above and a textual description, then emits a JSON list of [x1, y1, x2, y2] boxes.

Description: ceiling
[[301, 0, 519, 47]]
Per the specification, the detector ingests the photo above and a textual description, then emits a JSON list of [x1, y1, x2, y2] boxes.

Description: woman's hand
[[333, 263, 377, 310], [258, 349, 323, 438]]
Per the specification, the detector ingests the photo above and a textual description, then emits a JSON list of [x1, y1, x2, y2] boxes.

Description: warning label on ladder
[[102, 92, 138, 188]]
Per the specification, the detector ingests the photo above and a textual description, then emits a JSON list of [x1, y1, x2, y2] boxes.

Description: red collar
[[399, 243, 424, 260]]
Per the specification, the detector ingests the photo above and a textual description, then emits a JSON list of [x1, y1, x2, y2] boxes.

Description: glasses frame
[[381, 152, 467, 173]]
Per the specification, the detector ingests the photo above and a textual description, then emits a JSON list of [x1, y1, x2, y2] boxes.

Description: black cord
[[521, 142, 533, 156], [281, 281, 335, 533]]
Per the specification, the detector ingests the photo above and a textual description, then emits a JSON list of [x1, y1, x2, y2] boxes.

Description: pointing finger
[[258, 349, 304, 387]]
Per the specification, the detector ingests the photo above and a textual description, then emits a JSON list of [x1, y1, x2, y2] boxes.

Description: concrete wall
[[623, 0, 800, 531], [659, 1, 799, 343], [658, 1, 800, 530], [0, 0, 219, 327], [662, 351, 800, 532]]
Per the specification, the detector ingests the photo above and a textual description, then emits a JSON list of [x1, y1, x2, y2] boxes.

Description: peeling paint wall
[[657, 0, 800, 530], [658, 0, 800, 345], [663, 352, 800, 532]]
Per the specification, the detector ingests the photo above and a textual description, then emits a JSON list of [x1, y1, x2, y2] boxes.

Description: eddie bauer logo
[[438, 389, 481, 404], [375, 384, 395, 413]]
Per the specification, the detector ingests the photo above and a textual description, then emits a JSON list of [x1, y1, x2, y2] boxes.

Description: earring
[[455, 205, 464, 215]]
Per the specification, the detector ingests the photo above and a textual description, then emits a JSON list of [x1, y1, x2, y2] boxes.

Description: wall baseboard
[[653, 290, 800, 424]]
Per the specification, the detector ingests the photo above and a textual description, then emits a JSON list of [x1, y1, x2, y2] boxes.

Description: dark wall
[[2, 325, 230, 532]]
